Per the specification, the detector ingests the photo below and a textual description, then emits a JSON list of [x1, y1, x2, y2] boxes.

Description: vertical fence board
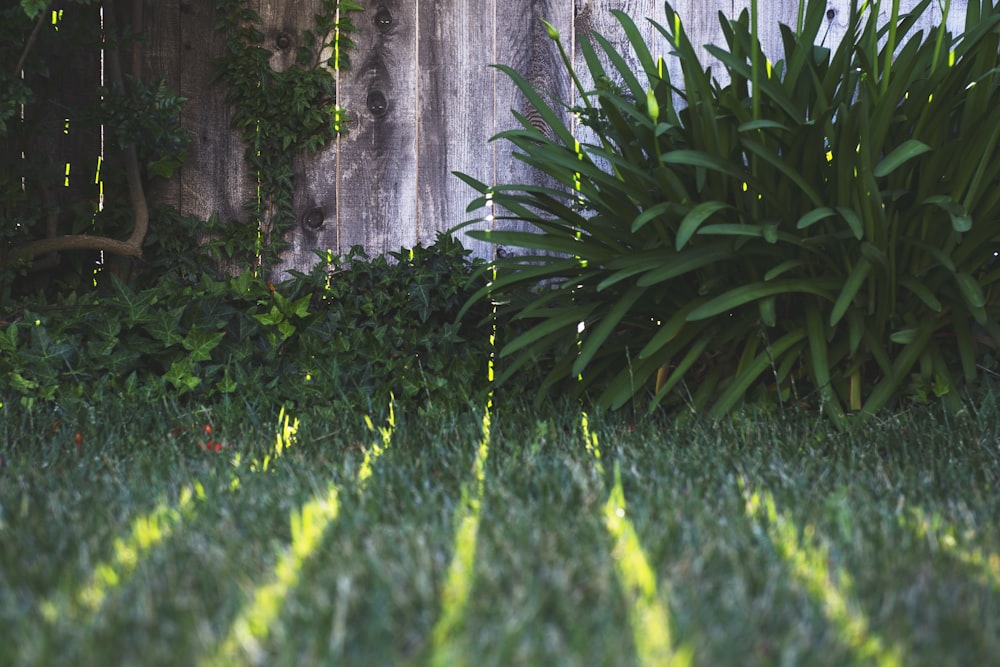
[[336, 0, 419, 256], [259, 1, 341, 275], [283, 142, 339, 272], [173, 0, 255, 267], [492, 0, 575, 254], [140, 0, 183, 211], [416, 0, 497, 258], [574, 1, 657, 85]]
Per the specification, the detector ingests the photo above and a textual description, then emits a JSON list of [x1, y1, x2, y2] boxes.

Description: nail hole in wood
[[827, 8, 836, 19]]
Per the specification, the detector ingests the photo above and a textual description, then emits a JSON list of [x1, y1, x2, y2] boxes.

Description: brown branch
[[9, 143, 148, 266], [4, 0, 149, 270], [14, 3, 51, 76]]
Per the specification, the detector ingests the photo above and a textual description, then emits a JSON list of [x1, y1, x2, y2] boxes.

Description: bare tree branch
[[9, 146, 147, 265], [13, 3, 51, 76]]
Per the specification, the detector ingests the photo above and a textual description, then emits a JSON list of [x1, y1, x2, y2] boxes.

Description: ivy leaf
[[165, 359, 201, 393], [254, 305, 284, 327], [20, 0, 48, 18], [144, 306, 188, 346], [289, 294, 312, 319], [182, 328, 226, 362], [109, 273, 157, 325]]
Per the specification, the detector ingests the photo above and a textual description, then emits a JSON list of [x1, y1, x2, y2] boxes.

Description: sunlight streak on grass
[[741, 479, 904, 666], [201, 484, 340, 667], [358, 397, 395, 489], [39, 483, 203, 623], [203, 402, 394, 665], [248, 405, 300, 474], [428, 400, 492, 667], [904, 506, 1000, 591], [585, 414, 692, 667], [273, 405, 298, 458]]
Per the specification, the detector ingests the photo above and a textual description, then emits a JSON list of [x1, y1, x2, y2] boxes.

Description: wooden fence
[[141, 0, 967, 276]]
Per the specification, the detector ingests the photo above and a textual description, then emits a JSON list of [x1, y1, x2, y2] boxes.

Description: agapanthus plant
[[459, 0, 1000, 420]]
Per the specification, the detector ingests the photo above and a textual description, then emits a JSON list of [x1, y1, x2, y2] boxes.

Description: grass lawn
[[1, 391, 998, 666]]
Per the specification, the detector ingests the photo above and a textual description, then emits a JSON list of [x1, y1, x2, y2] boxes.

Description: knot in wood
[[826, 8, 836, 19], [374, 7, 394, 32], [276, 32, 293, 50], [302, 208, 325, 231], [367, 90, 388, 117]]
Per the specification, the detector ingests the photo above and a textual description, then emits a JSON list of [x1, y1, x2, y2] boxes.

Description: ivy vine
[[214, 0, 361, 272]]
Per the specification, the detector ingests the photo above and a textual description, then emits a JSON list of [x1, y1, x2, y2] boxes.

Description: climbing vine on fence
[[214, 0, 362, 273]]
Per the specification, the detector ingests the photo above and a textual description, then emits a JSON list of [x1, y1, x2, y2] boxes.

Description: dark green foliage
[[95, 76, 189, 179], [460, 0, 1000, 420], [0, 233, 493, 414], [2, 2, 189, 298]]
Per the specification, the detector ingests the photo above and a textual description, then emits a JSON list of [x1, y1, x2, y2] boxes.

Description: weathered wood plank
[[491, 0, 576, 255], [172, 0, 256, 270], [143, 0, 977, 269], [257, 0, 341, 276], [280, 139, 339, 274], [416, 0, 497, 258], [140, 0, 182, 211], [336, 0, 419, 256], [573, 1, 654, 93]]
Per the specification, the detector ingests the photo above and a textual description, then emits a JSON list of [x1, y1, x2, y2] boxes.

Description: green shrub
[[0, 233, 493, 415], [459, 0, 1000, 420]]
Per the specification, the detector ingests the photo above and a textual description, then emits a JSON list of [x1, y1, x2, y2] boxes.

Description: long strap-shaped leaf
[[709, 328, 807, 418]]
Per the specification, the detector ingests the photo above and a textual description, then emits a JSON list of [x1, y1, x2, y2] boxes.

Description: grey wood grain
[[416, 0, 497, 259], [143, 0, 972, 269], [172, 0, 256, 274], [491, 0, 576, 255], [140, 0, 183, 211], [337, 0, 419, 256]]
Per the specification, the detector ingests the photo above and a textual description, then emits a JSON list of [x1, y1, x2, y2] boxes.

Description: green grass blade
[[921, 195, 973, 233], [954, 272, 986, 314], [898, 275, 942, 312], [499, 305, 597, 357], [796, 207, 838, 230], [861, 318, 936, 414], [636, 243, 735, 286], [638, 301, 708, 360], [648, 335, 712, 408]]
